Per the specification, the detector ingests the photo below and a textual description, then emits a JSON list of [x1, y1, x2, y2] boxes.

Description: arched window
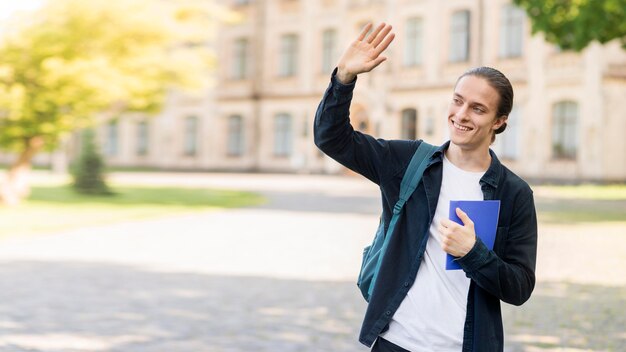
[[552, 101, 578, 159], [401, 108, 418, 140]]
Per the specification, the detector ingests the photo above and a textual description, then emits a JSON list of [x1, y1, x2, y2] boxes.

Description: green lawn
[[2, 181, 624, 239], [533, 184, 626, 224], [534, 184, 626, 200], [0, 184, 266, 239]]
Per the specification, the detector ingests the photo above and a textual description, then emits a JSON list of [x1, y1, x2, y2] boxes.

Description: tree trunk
[[0, 137, 45, 206]]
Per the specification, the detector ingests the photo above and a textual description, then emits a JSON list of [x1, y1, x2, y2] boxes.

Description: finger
[[371, 24, 392, 48], [456, 207, 474, 227], [357, 23, 373, 41], [363, 56, 387, 71], [440, 218, 457, 229], [373, 32, 395, 57], [366, 23, 386, 43], [441, 235, 453, 252]]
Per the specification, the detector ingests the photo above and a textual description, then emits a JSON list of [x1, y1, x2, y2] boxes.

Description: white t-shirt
[[380, 154, 485, 352]]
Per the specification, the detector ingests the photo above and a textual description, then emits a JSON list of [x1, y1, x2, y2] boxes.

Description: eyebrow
[[454, 93, 490, 111]]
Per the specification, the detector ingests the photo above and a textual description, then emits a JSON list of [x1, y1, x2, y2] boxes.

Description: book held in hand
[[446, 200, 501, 270]]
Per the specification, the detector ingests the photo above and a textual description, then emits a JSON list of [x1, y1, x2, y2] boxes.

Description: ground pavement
[[0, 172, 624, 351]]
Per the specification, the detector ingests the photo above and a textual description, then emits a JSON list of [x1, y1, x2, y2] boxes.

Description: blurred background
[[0, 0, 625, 351]]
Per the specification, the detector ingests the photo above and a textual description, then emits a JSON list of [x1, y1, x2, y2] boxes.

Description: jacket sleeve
[[314, 69, 397, 185], [456, 187, 538, 306]]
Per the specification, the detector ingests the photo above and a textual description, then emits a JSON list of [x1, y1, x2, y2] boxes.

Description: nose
[[455, 104, 469, 121]]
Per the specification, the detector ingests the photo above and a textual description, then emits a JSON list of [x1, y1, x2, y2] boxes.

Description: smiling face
[[448, 75, 507, 152]]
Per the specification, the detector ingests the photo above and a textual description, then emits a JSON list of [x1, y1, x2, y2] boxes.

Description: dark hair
[[457, 67, 513, 141]]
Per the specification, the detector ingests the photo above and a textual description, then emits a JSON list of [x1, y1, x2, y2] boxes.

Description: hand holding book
[[442, 200, 501, 270], [438, 207, 478, 258]]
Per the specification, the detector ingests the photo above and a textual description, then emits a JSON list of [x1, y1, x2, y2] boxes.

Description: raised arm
[[314, 23, 412, 186], [336, 23, 395, 83]]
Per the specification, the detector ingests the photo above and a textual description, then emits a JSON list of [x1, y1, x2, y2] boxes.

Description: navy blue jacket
[[314, 70, 538, 351]]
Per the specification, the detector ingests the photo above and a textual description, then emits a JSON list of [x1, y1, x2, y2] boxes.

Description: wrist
[[460, 236, 477, 258], [336, 67, 356, 84]]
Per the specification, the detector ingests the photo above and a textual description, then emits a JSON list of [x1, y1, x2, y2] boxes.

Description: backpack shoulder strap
[[394, 141, 438, 214], [367, 141, 438, 299]]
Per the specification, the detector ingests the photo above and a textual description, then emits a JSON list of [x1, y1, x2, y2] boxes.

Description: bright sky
[[0, 0, 43, 21]]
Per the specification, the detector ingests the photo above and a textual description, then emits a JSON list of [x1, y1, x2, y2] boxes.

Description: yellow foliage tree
[[0, 0, 227, 205]]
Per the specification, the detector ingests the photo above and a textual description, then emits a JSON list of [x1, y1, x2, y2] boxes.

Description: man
[[314, 23, 538, 352]]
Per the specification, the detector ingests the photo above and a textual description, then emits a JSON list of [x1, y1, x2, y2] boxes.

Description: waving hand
[[336, 23, 395, 84]]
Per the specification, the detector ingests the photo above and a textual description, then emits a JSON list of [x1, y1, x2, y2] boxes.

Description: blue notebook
[[446, 200, 500, 270]]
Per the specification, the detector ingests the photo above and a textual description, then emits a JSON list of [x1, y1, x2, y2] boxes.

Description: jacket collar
[[429, 140, 501, 189]]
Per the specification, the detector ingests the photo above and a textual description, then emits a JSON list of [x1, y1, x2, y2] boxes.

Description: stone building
[[7, 0, 626, 182]]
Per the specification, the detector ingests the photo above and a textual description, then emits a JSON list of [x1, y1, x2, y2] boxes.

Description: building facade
[[211, 0, 626, 181], [7, 0, 625, 182]]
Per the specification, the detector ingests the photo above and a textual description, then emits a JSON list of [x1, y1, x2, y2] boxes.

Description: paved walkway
[[0, 172, 624, 351]]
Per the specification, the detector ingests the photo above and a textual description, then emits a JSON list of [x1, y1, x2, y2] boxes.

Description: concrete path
[[0, 172, 624, 351]]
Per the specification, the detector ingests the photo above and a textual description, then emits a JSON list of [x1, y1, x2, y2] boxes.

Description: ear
[[492, 115, 508, 131]]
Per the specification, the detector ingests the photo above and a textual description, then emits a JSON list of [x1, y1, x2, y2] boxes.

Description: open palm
[[336, 23, 395, 83]]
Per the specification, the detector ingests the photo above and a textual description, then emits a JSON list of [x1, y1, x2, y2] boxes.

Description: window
[[184, 116, 198, 156], [404, 17, 423, 67], [450, 10, 470, 62], [401, 108, 418, 140], [279, 34, 299, 77], [106, 119, 118, 156], [552, 102, 578, 159], [499, 5, 524, 58], [425, 118, 434, 136], [136, 121, 149, 156], [232, 38, 249, 79], [493, 106, 520, 160], [321, 29, 337, 74], [274, 113, 292, 157], [227, 115, 244, 156]]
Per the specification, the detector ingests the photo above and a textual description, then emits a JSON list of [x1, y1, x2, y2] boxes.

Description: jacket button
[[404, 281, 410, 287], [386, 311, 392, 316]]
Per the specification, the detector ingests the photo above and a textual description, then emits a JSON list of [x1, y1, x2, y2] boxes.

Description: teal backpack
[[357, 142, 437, 302]]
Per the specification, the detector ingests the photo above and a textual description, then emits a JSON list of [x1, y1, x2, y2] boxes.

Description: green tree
[[71, 129, 112, 195], [513, 0, 626, 51], [0, 0, 223, 205]]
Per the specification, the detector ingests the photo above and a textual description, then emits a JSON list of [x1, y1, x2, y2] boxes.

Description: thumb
[[456, 207, 474, 228]]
